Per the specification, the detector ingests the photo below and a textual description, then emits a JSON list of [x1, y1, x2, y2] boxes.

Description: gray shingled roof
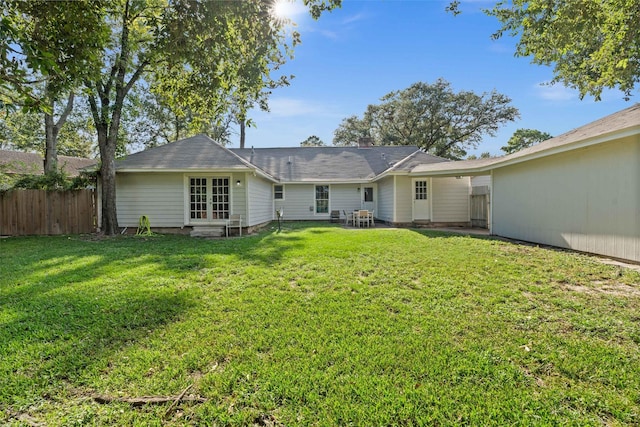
[[116, 134, 255, 171], [231, 146, 444, 182], [0, 150, 96, 176], [115, 134, 447, 182], [412, 103, 640, 175]]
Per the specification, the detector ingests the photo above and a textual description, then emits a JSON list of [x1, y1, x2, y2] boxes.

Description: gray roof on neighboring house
[[412, 103, 640, 176], [231, 145, 445, 182], [115, 134, 256, 171], [0, 150, 96, 176]]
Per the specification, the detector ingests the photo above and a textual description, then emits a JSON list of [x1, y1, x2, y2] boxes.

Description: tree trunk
[[44, 91, 75, 174], [44, 111, 58, 174], [98, 127, 119, 235], [87, 0, 148, 236], [239, 118, 246, 149]]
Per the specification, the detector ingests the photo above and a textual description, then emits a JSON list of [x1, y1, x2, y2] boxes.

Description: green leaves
[[0, 0, 110, 110], [501, 128, 552, 154], [486, 0, 640, 100], [333, 79, 519, 159]]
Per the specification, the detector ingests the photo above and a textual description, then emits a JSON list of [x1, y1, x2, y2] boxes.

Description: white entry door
[[412, 179, 430, 221], [361, 185, 376, 212], [188, 177, 230, 223]]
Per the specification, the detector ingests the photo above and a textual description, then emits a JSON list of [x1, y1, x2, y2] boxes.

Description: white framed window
[[274, 184, 284, 200], [315, 185, 329, 214], [415, 180, 428, 200], [187, 176, 230, 222]]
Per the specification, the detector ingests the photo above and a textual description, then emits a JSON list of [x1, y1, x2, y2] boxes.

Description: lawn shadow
[[1, 223, 494, 408], [0, 228, 310, 402]]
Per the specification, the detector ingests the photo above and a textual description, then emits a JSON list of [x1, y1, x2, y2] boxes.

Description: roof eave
[[411, 125, 640, 176]]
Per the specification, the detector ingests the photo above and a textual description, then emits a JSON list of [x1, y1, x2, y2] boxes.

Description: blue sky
[[243, 0, 633, 156]]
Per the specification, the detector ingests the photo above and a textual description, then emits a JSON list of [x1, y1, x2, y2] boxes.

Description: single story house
[[412, 103, 640, 263], [112, 136, 472, 233], [111, 104, 639, 262]]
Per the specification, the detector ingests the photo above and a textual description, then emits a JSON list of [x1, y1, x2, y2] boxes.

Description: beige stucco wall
[[492, 135, 640, 262]]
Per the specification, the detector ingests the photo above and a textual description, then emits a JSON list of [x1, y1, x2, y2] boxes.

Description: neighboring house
[[0, 150, 96, 177], [112, 136, 472, 231], [412, 104, 640, 263]]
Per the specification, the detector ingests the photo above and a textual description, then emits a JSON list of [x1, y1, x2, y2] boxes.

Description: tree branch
[[54, 92, 75, 132]]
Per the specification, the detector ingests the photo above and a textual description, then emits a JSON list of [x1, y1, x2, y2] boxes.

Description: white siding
[[432, 177, 471, 222], [116, 173, 184, 227], [395, 175, 413, 223], [492, 135, 640, 262], [377, 176, 395, 222], [230, 172, 248, 221], [471, 175, 491, 188], [247, 174, 272, 226], [330, 184, 361, 217], [274, 184, 317, 220]]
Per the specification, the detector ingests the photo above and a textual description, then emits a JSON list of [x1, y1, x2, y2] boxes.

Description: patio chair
[[226, 214, 242, 237], [330, 210, 341, 223], [357, 210, 370, 228], [343, 210, 354, 226]]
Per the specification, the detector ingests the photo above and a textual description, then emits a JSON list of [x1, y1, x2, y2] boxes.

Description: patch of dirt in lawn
[[561, 282, 640, 297]]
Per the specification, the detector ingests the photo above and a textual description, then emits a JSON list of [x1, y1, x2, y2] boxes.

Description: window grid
[[274, 185, 284, 200], [190, 178, 208, 219], [211, 178, 230, 219], [315, 185, 329, 214], [415, 181, 428, 200]]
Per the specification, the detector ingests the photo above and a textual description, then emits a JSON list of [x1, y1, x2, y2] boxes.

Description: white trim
[[183, 175, 189, 226], [392, 175, 397, 223], [183, 173, 233, 226], [360, 184, 377, 212], [273, 184, 285, 201], [409, 126, 640, 177], [429, 178, 433, 221], [120, 167, 278, 183], [244, 172, 249, 225], [314, 184, 331, 216], [411, 178, 430, 221], [489, 169, 493, 235]]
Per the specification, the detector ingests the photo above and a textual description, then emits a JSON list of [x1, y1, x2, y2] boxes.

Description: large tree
[[501, 128, 552, 154], [1, 1, 108, 172], [333, 79, 519, 159], [85, 0, 339, 235], [300, 135, 326, 146], [0, 106, 95, 158], [449, 0, 640, 100], [127, 84, 241, 149]]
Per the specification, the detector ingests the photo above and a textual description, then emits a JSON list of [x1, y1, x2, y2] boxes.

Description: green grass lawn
[[1, 223, 639, 426]]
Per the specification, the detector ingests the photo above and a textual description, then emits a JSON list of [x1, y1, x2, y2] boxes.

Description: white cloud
[[342, 13, 366, 25], [534, 82, 577, 101]]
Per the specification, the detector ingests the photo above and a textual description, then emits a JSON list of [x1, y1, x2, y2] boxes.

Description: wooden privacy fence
[[0, 189, 96, 236], [470, 185, 490, 229]]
